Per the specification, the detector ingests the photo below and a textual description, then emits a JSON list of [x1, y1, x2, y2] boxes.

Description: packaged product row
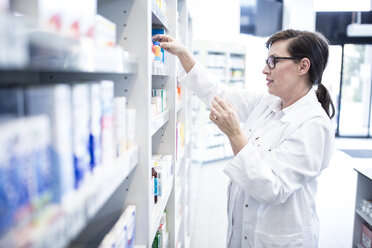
[[206, 67, 226, 81], [151, 154, 173, 205], [195, 143, 233, 163], [176, 86, 182, 113], [151, 88, 167, 117], [204, 133, 229, 148], [177, 86, 181, 104], [359, 199, 372, 219], [11, 0, 100, 41], [361, 223, 372, 248], [229, 55, 246, 69], [152, 211, 168, 248], [0, 116, 52, 238], [176, 121, 185, 162], [0, 0, 8, 13], [154, 0, 167, 16], [174, 176, 184, 245], [152, 29, 169, 75], [176, 10, 180, 40], [206, 52, 226, 67], [230, 68, 244, 79], [0, 3, 129, 71], [0, 81, 137, 238], [99, 205, 136, 248]]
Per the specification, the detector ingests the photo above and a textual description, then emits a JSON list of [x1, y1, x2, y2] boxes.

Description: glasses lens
[[268, 56, 275, 69]]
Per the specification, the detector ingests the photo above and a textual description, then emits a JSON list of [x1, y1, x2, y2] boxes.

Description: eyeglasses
[[265, 55, 302, 69]]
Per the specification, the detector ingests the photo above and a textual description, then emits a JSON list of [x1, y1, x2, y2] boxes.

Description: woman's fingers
[[213, 96, 230, 111], [209, 112, 218, 124], [209, 106, 219, 119], [211, 99, 224, 113], [225, 100, 233, 108], [152, 34, 174, 42]]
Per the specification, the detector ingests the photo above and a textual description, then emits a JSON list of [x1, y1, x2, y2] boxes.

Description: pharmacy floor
[[190, 138, 372, 247]]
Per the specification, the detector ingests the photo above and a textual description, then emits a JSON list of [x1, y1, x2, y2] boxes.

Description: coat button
[[245, 204, 248, 208], [249, 128, 252, 132], [245, 236, 248, 240], [255, 136, 259, 140]]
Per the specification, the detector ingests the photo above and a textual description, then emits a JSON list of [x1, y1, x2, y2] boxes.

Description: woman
[[153, 29, 335, 248]]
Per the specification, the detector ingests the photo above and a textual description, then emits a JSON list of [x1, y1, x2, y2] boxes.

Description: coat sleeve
[[223, 117, 334, 205], [178, 62, 263, 122]]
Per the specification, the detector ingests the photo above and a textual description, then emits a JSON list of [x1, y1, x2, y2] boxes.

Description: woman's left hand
[[210, 96, 248, 155], [209, 96, 242, 138]]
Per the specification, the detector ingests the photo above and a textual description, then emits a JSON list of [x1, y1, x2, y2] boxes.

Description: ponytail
[[316, 83, 335, 119]]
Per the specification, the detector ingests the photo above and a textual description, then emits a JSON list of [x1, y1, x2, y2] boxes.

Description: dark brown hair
[[266, 29, 335, 119]]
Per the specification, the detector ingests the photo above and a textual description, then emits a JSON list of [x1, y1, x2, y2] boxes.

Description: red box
[[362, 224, 372, 248]]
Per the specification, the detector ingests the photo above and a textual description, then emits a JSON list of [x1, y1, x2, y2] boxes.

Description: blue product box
[[0, 87, 24, 117], [152, 29, 166, 63], [89, 83, 102, 170], [25, 85, 75, 201]]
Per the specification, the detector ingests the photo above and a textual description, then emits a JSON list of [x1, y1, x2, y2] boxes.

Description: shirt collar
[[268, 96, 282, 113], [268, 87, 319, 122]]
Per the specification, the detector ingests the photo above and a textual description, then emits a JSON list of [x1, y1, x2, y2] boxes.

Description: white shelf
[[152, 0, 169, 30], [0, 146, 139, 248], [152, 62, 170, 76], [151, 109, 170, 136], [176, 101, 182, 113], [185, 235, 191, 248], [88, 146, 140, 219], [175, 215, 183, 244], [163, 232, 169, 248], [206, 65, 225, 69], [175, 183, 183, 207], [356, 208, 372, 227], [176, 148, 185, 176], [151, 179, 173, 242], [0, 0, 193, 246]]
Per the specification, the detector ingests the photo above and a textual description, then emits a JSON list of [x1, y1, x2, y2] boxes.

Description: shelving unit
[[151, 109, 170, 136], [0, 0, 193, 247], [192, 40, 246, 163], [0, 146, 138, 248], [352, 168, 372, 248]]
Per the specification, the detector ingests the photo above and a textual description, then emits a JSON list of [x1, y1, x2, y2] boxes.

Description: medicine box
[[0, 0, 8, 13], [114, 96, 127, 158], [89, 83, 102, 170], [0, 116, 52, 236], [12, 0, 63, 34], [72, 84, 91, 188], [362, 224, 372, 248], [12, 0, 96, 37], [95, 14, 116, 47], [101, 80, 115, 165], [25, 84, 74, 200], [0, 87, 24, 117], [126, 109, 136, 150]]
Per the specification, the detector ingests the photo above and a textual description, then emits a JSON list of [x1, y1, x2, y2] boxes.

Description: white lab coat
[[178, 63, 335, 248]]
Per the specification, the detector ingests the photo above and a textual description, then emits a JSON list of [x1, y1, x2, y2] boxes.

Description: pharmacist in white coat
[[153, 29, 335, 248]]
